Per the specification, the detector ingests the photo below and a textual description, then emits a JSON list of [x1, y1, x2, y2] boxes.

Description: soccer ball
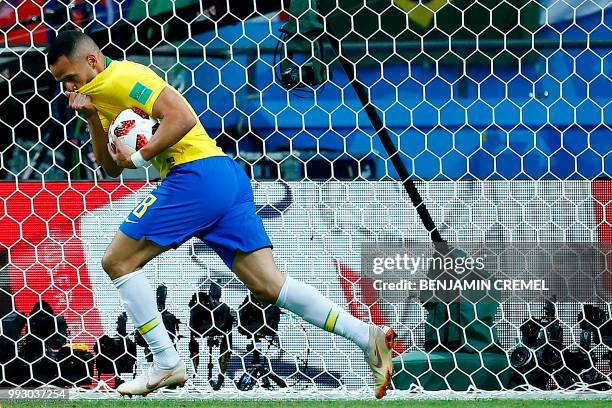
[[108, 107, 159, 155]]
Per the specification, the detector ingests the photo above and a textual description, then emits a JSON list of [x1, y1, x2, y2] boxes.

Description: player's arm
[[66, 91, 123, 178], [108, 87, 196, 168], [140, 87, 197, 161]]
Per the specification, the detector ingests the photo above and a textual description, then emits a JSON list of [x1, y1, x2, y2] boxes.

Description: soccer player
[[47, 31, 396, 398]]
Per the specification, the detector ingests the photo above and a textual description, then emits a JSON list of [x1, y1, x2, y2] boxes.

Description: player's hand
[[108, 134, 137, 169], [65, 91, 97, 119]]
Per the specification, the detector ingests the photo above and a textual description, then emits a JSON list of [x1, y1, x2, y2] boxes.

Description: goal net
[[0, 0, 610, 399]]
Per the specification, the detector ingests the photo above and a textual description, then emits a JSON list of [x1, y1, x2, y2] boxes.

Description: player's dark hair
[[47, 30, 97, 65]]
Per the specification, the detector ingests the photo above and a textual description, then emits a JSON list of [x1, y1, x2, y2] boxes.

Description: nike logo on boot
[[145, 371, 174, 390]]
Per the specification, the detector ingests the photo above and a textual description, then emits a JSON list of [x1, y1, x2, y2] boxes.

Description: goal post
[[0, 0, 610, 398]]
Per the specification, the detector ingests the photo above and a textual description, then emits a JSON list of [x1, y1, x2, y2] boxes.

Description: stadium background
[[0, 0, 610, 398]]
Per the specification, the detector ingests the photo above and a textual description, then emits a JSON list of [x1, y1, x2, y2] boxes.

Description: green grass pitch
[[2, 400, 612, 408]]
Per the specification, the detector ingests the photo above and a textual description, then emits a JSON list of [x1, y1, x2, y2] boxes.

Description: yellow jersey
[[77, 57, 226, 178]]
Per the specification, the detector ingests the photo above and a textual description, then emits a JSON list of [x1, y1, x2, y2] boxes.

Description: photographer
[[188, 280, 234, 389]]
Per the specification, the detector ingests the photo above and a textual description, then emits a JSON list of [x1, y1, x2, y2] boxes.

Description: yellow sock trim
[[137, 315, 161, 335], [324, 307, 340, 333]]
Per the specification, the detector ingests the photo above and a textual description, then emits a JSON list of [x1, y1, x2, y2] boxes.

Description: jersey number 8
[[132, 194, 157, 218]]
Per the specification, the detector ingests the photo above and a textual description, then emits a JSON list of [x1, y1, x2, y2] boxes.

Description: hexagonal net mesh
[[0, 0, 610, 399]]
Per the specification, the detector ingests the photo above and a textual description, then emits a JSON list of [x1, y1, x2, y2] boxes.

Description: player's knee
[[101, 252, 133, 279], [100, 253, 117, 277], [247, 282, 281, 304]]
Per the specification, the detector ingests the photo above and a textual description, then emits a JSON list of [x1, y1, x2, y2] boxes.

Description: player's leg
[[102, 230, 167, 280], [101, 230, 182, 371], [102, 231, 187, 396], [231, 247, 370, 349], [231, 247, 396, 399], [107, 157, 245, 396]]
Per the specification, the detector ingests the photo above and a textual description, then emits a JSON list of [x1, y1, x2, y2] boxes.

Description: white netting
[[0, 0, 610, 399]]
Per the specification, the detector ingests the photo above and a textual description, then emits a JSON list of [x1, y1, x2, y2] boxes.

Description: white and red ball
[[108, 107, 159, 155]]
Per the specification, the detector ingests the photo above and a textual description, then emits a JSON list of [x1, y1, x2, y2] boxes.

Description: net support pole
[[325, 34, 444, 243]]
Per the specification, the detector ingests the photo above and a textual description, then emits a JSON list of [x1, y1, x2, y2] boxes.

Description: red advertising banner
[[0, 181, 145, 348]]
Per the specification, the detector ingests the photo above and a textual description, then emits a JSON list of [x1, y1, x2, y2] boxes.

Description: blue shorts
[[119, 156, 273, 269]]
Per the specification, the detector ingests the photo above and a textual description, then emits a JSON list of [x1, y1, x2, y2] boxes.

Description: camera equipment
[[236, 293, 286, 391], [16, 301, 94, 387], [27, 300, 68, 349], [276, 33, 327, 91], [0, 311, 28, 386], [576, 304, 612, 389], [510, 345, 536, 372], [19, 301, 67, 386], [553, 348, 592, 389], [510, 299, 563, 389], [280, 58, 319, 90], [94, 311, 137, 387], [552, 347, 608, 390], [135, 285, 182, 364], [0, 312, 27, 363], [189, 281, 234, 337], [188, 280, 234, 390], [579, 304, 612, 348], [511, 301, 612, 390], [276, 1, 328, 92], [53, 344, 95, 387], [510, 345, 548, 389]]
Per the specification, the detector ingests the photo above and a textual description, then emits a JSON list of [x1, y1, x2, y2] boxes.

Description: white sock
[[275, 276, 371, 351], [112, 270, 180, 370]]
